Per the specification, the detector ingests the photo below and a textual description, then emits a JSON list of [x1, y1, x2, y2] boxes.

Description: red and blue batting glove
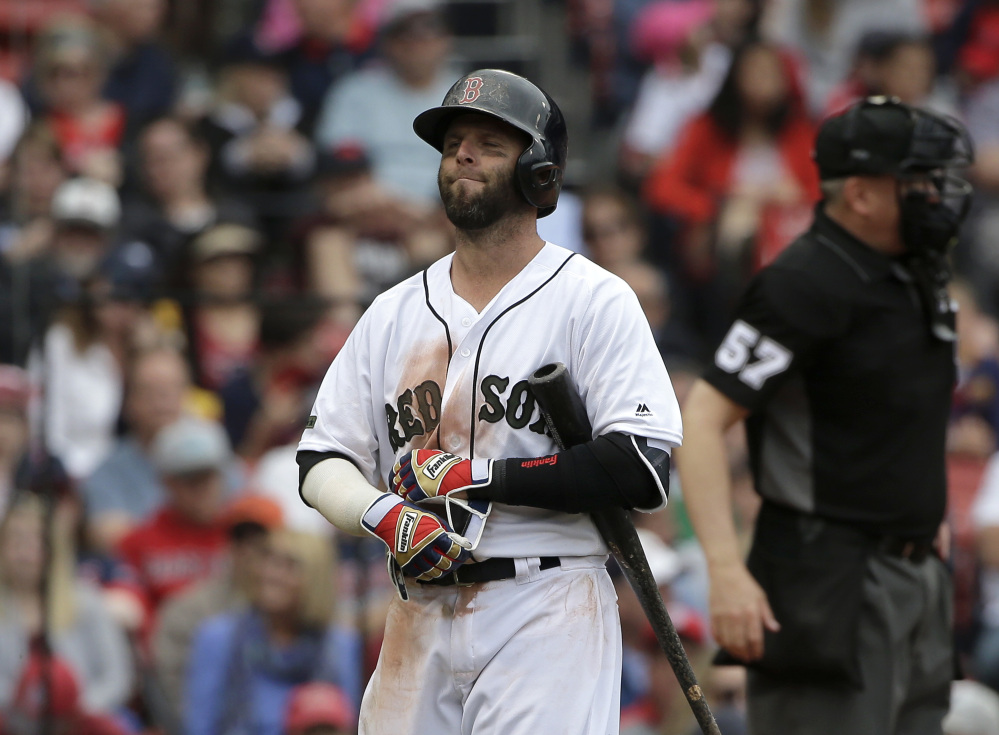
[[390, 450, 493, 504], [361, 494, 472, 581]]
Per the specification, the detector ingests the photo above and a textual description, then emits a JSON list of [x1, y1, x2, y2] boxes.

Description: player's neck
[[451, 220, 545, 312]]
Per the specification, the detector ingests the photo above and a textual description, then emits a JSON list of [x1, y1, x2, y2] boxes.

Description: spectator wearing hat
[[25, 178, 135, 481], [284, 682, 354, 735], [314, 0, 458, 206], [81, 346, 191, 556], [0, 367, 30, 517], [29, 15, 126, 185], [173, 222, 262, 391], [111, 416, 236, 629], [0, 493, 134, 718], [123, 116, 256, 272], [153, 495, 283, 727], [186, 529, 361, 735]]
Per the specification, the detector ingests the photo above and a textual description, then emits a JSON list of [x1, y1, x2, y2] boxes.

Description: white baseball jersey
[[299, 241, 682, 558]]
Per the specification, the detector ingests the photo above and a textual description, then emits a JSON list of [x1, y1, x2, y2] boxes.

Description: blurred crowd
[[3, 0, 999, 733]]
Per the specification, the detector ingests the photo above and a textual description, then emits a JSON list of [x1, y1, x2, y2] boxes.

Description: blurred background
[[2, 0, 999, 733]]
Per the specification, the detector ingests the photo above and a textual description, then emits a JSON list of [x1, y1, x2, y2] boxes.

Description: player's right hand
[[708, 561, 781, 662], [361, 494, 472, 581]]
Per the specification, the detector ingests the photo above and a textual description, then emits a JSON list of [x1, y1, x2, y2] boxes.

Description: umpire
[[676, 95, 974, 734]]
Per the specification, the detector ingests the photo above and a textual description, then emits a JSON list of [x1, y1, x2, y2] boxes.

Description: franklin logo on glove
[[398, 511, 418, 552], [390, 449, 493, 504], [424, 453, 462, 480]]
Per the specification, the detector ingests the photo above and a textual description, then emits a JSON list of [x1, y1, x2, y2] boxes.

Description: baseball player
[[297, 69, 682, 734]]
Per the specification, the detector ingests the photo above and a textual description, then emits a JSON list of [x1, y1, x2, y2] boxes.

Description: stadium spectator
[[963, 52, 999, 313], [619, 0, 734, 184], [762, 0, 928, 114], [0, 123, 69, 266], [112, 416, 235, 628], [30, 16, 126, 185], [153, 495, 283, 727], [198, 36, 316, 235], [580, 186, 649, 273], [0, 125, 72, 366], [0, 492, 134, 716], [219, 296, 329, 459], [824, 31, 957, 117], [92, 0, 179, 139], [29, 179, 128, 481], [276, 0, 374, 136], [185, 529, 361, 735], [314, 0, 458, 205], [124, 116, 255, 271], [173, 222, 262, 391], [81, 346, 190, 556], [292, 144, 450, 320], [643, 40, 819, 346]]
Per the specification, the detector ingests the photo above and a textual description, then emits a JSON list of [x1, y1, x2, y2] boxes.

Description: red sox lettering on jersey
[[386, 375, 549, 452], [301, 242, 682, 560]]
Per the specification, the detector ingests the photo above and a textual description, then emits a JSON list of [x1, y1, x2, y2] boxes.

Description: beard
[[438, 165, 523, 230]]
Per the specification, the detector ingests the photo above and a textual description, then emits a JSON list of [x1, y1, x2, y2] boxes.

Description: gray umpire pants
[[747, 551, 953, 735]]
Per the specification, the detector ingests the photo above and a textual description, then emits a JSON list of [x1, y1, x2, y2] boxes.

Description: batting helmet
[[413, 69, 568, 217]]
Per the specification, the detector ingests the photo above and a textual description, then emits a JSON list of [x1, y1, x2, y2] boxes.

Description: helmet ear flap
[[516, 141, 562, 211]]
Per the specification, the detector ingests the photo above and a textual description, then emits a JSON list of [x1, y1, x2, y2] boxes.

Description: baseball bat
[[528, 363, 721, 735]]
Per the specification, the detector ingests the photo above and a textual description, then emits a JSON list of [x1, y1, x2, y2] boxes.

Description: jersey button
[[460, 348, 471, 358], [461, 317, 471, 327], [449, 435, 461, 449]]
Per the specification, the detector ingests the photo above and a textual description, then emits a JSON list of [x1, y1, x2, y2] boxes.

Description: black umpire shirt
[[703, 207, 956, 539]]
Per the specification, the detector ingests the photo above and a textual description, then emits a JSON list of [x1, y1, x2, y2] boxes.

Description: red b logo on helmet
[[458, 77, 483, 104]]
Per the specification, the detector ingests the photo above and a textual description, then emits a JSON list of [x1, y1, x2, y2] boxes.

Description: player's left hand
[[391, 449, 492, 503]]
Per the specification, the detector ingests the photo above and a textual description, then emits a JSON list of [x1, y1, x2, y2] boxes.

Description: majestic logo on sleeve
[[385, 375, 549, 451], [458, 77, 483, 104], [635, 403, 652, 417]]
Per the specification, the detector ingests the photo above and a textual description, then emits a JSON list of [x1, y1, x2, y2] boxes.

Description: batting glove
[[390, 450, 493, 504], [361, 494, 472, 581]]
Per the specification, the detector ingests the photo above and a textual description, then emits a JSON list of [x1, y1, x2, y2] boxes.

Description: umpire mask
[[894, 108, 974, 259]]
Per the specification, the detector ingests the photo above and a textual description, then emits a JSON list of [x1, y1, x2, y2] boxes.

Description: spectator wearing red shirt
[[643, 40, 819, 345], [113, 416, 234, 628]]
